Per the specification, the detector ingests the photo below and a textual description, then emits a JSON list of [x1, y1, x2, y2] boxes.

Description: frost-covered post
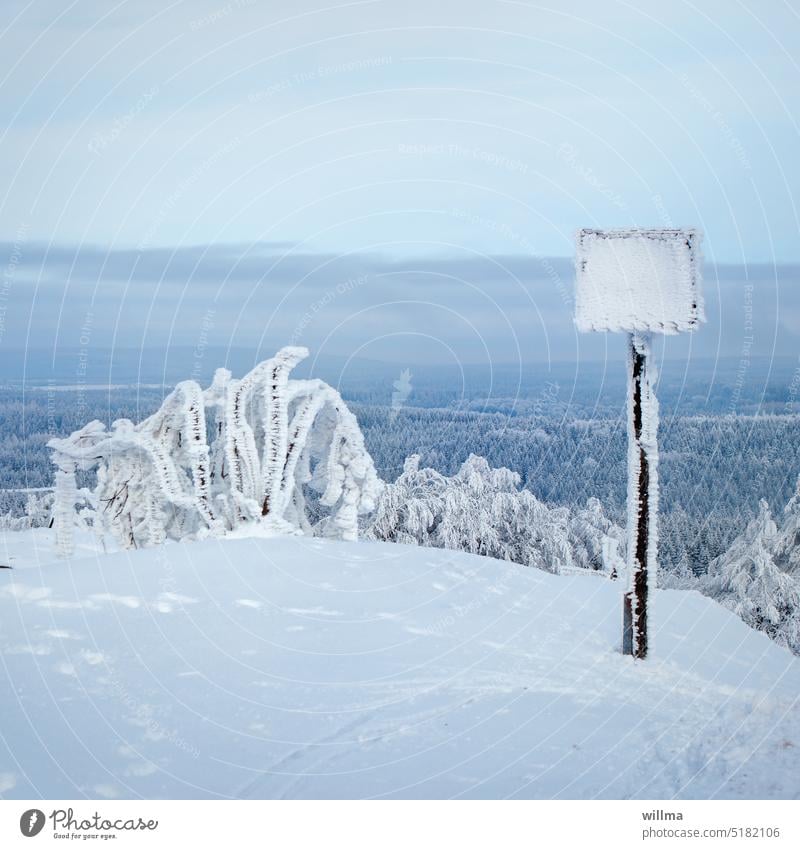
[[575, 228, 703, 658], [625, 331, 657, 657]]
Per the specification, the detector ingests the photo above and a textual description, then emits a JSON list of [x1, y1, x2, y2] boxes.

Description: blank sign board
[[575, 228, 704, 334]]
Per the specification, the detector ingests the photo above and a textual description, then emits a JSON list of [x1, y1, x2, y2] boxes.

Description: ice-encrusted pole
[[574, 228, 703, 659], [622, 332, 658, 658]]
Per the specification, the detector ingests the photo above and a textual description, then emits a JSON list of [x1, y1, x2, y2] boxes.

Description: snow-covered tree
[[0, 491, 54, 531], [365, 453, 623, 575], [657, 554, 698, 590], [772, 473, 800, 577], [48, 347, 382, 555], [701, 500, 800, 654], [568, 497, 626, 576]]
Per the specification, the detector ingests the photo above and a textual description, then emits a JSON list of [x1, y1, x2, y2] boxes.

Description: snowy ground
[[0, 530, 798, 799]]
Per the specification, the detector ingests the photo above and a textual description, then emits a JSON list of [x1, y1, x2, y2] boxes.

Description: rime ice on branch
[[574, 228, 704, 659], [366, 454, 625, 576], [48, 347, 382, 556]]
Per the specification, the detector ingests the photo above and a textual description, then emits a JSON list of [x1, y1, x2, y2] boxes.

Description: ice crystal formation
[[49, 347, 382, 555]]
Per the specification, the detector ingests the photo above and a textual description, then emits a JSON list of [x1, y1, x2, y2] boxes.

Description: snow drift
[[1, 537, 797, 799]]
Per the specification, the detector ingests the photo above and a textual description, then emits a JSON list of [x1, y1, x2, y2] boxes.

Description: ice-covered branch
[[48, 346, 382, 555]]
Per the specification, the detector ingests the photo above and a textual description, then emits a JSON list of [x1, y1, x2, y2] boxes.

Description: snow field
[[1, 535, 797, 799]]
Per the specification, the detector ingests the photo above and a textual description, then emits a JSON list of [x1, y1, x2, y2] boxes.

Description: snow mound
[[1, 536, 798, 799]]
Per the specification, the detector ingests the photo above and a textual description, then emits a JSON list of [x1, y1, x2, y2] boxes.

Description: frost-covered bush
[[657, 555, 699, 590], [772, 477, 800, 578], [0, 491, 54, 531], [365, 454, 624, 576], [48, 347, 382, 555], [701, 500, 800, 655]]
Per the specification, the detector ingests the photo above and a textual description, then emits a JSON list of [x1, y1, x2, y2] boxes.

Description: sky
[[1, 0, 798, 367]]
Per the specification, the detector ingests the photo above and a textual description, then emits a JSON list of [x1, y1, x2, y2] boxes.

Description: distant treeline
[[1, 384, 799, 573]]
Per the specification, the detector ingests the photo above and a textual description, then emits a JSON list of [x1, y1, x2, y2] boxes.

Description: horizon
[[0, 240, 796, 366]]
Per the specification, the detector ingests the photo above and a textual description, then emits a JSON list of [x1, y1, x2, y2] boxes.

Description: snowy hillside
[[1, 535, 799, 800]]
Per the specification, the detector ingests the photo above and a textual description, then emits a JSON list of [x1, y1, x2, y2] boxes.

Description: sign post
[[574, 228, 704, 658]]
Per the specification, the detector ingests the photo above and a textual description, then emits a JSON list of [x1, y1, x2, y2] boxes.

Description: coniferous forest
[[3, 355, 800, 577]]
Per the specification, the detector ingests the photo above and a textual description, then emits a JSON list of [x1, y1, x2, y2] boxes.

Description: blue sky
[[1, 0, 798, 364]]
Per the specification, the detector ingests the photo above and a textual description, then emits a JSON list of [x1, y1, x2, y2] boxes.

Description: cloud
[[0, 242, 797, 370]]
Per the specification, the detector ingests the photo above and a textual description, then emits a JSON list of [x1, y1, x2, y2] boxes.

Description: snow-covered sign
[[573, 226, 704, 660], [575, 228, 703, 334]]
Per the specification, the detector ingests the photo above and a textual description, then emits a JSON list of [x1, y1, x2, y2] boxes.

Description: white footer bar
[[1, 799, 797, 847]]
